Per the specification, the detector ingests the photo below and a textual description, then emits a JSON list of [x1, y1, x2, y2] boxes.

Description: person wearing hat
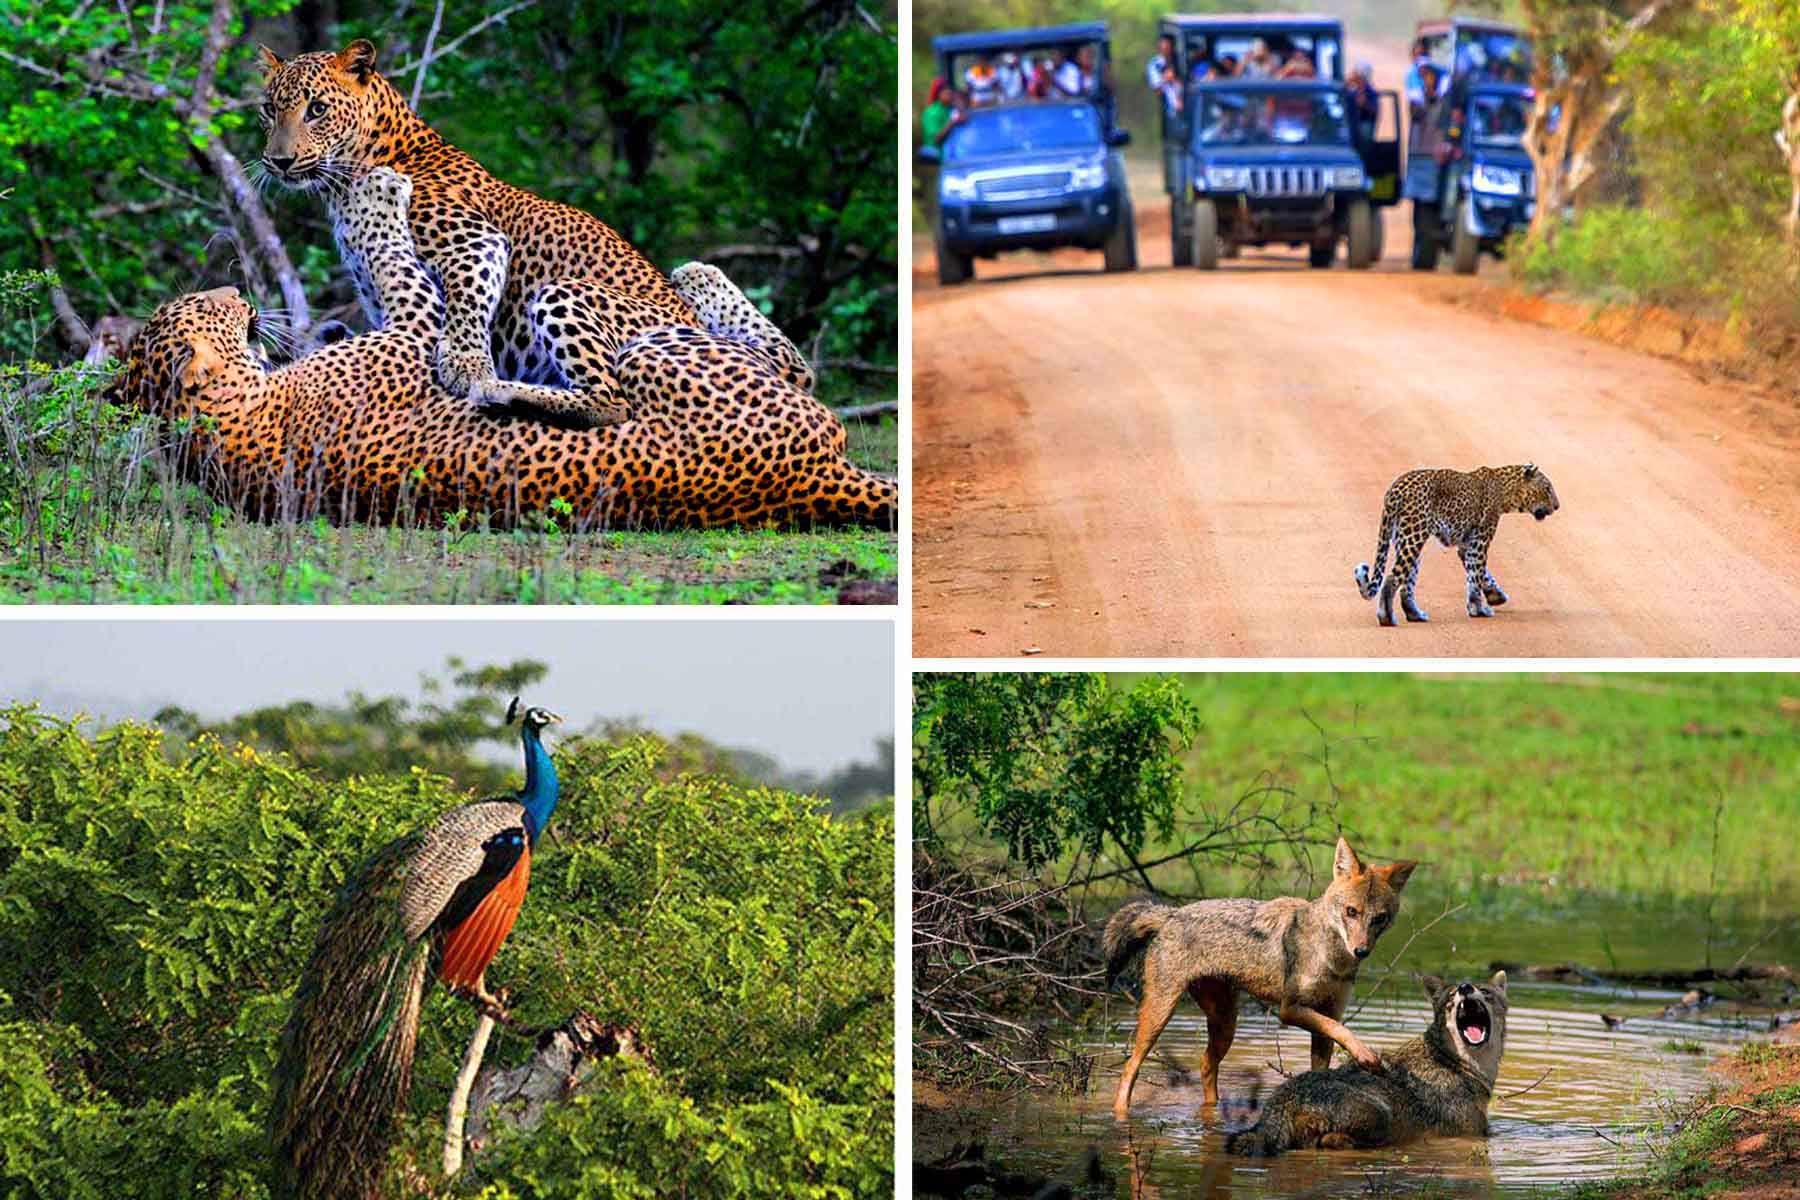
[[1347, 60, 1379, 140], [996, 52, 1026, 102], [921, 77, 958, 146]]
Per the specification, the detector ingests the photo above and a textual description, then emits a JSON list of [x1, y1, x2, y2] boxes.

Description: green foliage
[[1516, 1, 1800, 332], [912, 673, 1201, 871], [0, 708, 893, 1197], [0, 1, 896, 369]]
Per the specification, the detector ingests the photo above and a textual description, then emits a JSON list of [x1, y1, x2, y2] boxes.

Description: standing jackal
[[1103, 837, 1417, 1120], [1227, 972, 1509, 1155]]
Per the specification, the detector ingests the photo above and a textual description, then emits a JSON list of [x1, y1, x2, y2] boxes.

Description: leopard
[[255, 38, 699, 417], [101, 168, 896, 531], [1354, 464, 1559, 626]]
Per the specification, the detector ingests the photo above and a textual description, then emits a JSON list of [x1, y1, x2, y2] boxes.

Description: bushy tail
[[1355, 498, 1397, 599], [270, 837, 429, 1200], [1102, 900, 1172, 987]]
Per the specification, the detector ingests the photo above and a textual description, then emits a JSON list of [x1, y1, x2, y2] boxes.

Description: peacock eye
[[306, 99, 328, 120]]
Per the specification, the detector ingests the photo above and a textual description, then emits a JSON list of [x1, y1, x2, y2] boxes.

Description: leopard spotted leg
[[1381, 527, 1430, 624], [1460, 540, 1496, 618], [473, 279, 689, 428], [1482, 565, 1508, 607], [410, 198, 511, 399], [670, 262, 815, 393]]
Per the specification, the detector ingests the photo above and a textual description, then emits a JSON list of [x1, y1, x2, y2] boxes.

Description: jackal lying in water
[[1227, 972, 1509, 1155]]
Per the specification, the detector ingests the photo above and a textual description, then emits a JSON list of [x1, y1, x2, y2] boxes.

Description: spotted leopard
[[1355, 464, 1560, 625], [103, 169, 896, 530]]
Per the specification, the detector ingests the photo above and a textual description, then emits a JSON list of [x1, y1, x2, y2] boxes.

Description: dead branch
[[462, 1013, 652, 1158], [442, 1011, 495, 1177], [833, 401, 898, 421], [1489, 960, 1795, 989]]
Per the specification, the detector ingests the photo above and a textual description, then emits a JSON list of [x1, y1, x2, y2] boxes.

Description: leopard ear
[[1522, 462, 1537, 478], [335, 38, 379, 85], [257, 44, 285, 80]]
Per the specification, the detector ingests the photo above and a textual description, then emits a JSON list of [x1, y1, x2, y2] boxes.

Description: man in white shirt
[[996, 52, 1026, 101]]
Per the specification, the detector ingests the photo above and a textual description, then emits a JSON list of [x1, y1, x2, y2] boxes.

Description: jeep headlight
[[1204, 165, 1248, 191], [1472, 164, 1524, 196], [1069, 162, 1107, 190], [940, 172, 978, 200], [1328, 165, 1366, 189]]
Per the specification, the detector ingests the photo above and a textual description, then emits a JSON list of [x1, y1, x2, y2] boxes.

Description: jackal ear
[[1488, 970, 1508, 998], [256, 44, 285, 80], [1382, 859, 1418, 891], [1332, 836, 1362, 880], [1418, 973, 1446, 1000], [335, 38, 379, 85]]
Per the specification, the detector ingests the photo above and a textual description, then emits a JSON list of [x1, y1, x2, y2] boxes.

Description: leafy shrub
[[0, 708, 893, 1197]]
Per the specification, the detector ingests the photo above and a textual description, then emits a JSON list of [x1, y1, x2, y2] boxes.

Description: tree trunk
[[1521, 1, 1687, 246], [458, 1014, 652, 1161]]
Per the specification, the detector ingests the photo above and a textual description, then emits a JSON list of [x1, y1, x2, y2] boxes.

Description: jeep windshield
[[1468, 89, 1529, 149], [942, 103, 1102, 163], [1193, 89, 1350, 148]]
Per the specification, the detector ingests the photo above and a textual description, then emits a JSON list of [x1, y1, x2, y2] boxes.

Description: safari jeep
[[919, 22, 1136, 285], [1405, 17, 1536, 273], [1174, 79, 1400, 270], [1154, 14, 1400, 270]]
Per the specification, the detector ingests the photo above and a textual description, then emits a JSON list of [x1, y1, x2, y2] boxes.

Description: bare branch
[[409, 0, 446, 112]]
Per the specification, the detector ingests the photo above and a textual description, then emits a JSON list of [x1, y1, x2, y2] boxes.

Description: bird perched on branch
[[270, 698, 565, 1200]]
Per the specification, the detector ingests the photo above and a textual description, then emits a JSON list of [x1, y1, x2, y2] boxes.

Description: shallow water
[[916, 887, 1796, 1197]]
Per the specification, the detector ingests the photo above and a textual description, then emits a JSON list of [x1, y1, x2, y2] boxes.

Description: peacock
[[269, 698, 564, 1200]]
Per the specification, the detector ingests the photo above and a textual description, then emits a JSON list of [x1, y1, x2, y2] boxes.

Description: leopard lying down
[[1355, 464, 1559, 626], [103, 170, 895, 531]]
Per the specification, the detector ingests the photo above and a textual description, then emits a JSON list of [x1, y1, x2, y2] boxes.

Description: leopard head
[[256, 39, 386, 190], [1511, 462, 1560, 521], [102, 287, 264, 420]]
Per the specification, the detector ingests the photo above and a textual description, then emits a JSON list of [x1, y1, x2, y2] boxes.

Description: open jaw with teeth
[[1456, 996, 1492, 1046]]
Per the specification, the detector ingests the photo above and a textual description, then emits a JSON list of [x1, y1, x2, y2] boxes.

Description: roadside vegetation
[[0, 693, 894, 1197], [1513, 2, 1800, 347], [0, 1, 897, 604]]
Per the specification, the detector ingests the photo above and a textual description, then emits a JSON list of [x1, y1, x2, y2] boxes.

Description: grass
[[0, 362, 897, 605], [926, 672, 1800, 910]]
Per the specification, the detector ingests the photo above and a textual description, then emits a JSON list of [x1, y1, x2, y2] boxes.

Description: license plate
[[997, 214, 1056, 234]]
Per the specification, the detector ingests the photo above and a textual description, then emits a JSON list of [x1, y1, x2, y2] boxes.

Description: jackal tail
[[1102, 900, 1172, 986]]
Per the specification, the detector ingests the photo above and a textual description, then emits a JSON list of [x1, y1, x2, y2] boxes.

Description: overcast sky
[[0, 619, 894, 774]]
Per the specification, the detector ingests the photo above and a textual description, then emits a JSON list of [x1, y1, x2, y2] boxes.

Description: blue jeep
[[1155, 14, 1401, 270], [1405, 17, 1536, 273], [919, 23, 1135, 285]]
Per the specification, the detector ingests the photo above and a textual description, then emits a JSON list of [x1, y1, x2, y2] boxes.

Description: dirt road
[[913, 181, 1800, 657]]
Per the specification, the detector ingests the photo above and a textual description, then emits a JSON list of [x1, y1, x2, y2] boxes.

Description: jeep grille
[[976, 171, 1073, 201], [1247, 166, 1326, 198]]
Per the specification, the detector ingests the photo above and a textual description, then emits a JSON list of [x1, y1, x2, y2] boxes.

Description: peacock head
[[506, 697, 564, 733]]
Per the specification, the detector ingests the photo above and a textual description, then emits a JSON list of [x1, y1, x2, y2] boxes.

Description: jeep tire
[[1345, 197, 1375, 269], [1104, 195, 1138, 272], [935, 225, 973, 286], [1452, 198, 1481, 275], [1193, 198, 1220, 270], [1171, 196, 1193, 267], [1410, 201, 1440, 271]]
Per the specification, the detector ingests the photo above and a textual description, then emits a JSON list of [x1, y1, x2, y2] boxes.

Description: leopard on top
[[1354, 465, 1560, 626], [256, 39, 694, 411], [102, 168, 896, 531]]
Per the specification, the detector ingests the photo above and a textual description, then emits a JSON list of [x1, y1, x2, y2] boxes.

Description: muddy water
[[916, 888, 1796, 1197]]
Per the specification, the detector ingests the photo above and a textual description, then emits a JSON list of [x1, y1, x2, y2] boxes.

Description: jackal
[[1226, 972, 1509, 1154], [1102, 837, 1417, 1119]]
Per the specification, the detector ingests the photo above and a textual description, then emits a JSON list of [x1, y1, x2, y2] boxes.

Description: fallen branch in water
[[1488, 961, 1795, 989]]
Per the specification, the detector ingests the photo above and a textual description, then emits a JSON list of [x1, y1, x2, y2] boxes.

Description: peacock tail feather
[[269, 831, 430, 1200]]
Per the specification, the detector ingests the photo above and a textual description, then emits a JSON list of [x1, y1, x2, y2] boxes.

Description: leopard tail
[[1356, 498, 1396, 599]]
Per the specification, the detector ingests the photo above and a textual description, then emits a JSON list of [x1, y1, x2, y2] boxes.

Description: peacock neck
[[519, 725, 558, 846]]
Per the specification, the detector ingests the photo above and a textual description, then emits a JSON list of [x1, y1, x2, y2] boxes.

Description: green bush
[[0, 708, 893, 1197]]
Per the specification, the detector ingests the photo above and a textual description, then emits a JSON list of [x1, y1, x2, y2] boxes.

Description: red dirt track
[[912, 186, 1800, 658]]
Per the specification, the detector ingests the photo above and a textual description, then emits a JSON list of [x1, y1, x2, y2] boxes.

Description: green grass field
[[1, 369, 896, 605], [930, 672, 1800, 909]]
